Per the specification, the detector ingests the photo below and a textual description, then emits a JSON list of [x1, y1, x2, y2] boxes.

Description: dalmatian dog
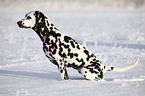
[[17, 11, 139, 81]]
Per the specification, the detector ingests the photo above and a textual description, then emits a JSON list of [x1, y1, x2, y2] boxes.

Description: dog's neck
[[32, 19, 59, 42]]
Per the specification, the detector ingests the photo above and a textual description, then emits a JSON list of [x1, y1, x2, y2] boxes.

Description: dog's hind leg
[[78, 67, 103, 81]]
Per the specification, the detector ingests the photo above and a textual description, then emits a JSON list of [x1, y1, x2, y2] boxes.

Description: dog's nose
[[17, 21, 22, 27]]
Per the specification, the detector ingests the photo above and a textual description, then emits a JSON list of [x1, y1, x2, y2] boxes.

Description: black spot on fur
[[95, 77, 98, 80], [74, 53, 78, 57], [64, 45, 69, 49], [47, 21, 50, 26], [84, 63, 102, 74], [84, 50, 97, 62], [67, 62, 79, 69], [64, 76, 66, 80], [60, 69, 63, 73], [57, 33, 61, 37], [70, 41, 75, 48], [77, 45, 80, 50], [43, 43, 48, 52], [84, 50, 89, 55], [78, 71, 81, 73], [98, 71, 103, 79], [59, 51, 67, 58], [70, 53, 74, 58], [75, 58, 85, 68], [68, 49, 71, 52], [104, 66, 106, 69], [93, 59, 96, 61], [52, 49, 56, 55], [64, 61, 67, 63], [59, 59, 62, 62], [59, 47, 63, 52], [64, 36, 71, 43], [86, 57, 90, 61]]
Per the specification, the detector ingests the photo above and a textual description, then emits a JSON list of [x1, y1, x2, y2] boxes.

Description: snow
[[0, 8, 145, 96]]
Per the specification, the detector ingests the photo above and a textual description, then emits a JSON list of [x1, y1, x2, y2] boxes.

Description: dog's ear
[[33, 11, 46, 28], [34, 11, 46, 25], [34, 11, 45, 20]]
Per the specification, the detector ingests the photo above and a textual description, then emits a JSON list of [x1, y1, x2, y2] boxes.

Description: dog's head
[[17, 11, 46, 29]]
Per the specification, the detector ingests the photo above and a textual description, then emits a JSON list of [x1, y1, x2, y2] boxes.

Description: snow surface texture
[[0, 8, 145, 96]]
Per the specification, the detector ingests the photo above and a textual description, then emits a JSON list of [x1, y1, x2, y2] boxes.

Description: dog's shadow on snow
[[0, 70, 119, 81], [0, 70, 60, 80], [0, 70, 86, 80]]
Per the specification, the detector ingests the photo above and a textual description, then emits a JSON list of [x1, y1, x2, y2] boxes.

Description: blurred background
[[0, 0, 145, 9]]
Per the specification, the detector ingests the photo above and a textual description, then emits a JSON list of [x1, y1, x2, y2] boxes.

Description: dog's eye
[[26, 16, 32, 20]]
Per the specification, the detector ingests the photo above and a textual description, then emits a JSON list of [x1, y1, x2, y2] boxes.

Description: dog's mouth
[[17, 21, 31, 28]]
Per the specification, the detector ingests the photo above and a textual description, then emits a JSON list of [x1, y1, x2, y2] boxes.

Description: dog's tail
[[105, 57, 139, 72]]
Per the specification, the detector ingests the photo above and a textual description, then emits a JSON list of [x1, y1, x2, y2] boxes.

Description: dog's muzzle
[[17, 21, 31, 28]]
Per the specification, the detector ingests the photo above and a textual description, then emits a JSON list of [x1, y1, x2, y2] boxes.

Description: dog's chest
[[43, 35, 58, 56]]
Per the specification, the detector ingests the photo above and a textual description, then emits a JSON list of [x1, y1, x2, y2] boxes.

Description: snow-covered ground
[[0, 8, 145, 96]]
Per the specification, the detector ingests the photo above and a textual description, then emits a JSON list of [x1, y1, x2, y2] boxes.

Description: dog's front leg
[[58, 65, 69, 80]]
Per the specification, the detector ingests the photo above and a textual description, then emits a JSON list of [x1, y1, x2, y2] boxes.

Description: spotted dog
[[17, 11, 139, 81]]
